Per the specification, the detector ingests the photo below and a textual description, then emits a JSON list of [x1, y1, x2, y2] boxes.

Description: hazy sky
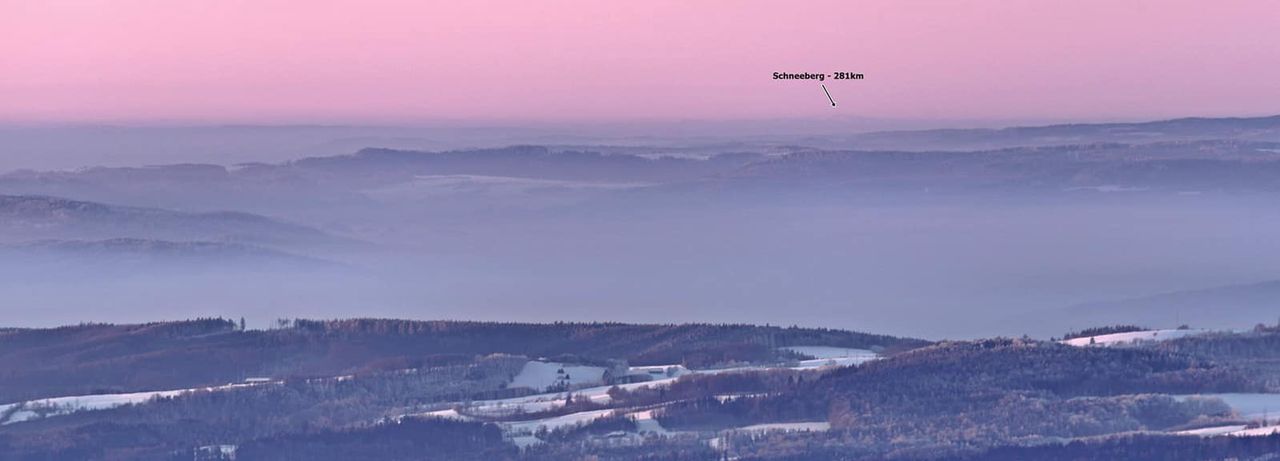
[[2, 0, 1278, 123]]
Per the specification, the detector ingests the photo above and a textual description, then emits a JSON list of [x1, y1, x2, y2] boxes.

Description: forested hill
[[0, 318, 928, 403], [7, 324, 1280, 460]]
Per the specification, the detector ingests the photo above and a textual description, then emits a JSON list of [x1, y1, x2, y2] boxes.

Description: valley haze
[[4, 116, 1280, 339]]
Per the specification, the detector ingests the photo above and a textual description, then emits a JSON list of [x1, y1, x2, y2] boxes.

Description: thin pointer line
[[822, 84, 836, 107]]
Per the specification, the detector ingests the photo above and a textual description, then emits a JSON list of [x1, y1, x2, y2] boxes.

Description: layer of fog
[[5, 188, 1278, 340], [7, 117, 1280, 338]]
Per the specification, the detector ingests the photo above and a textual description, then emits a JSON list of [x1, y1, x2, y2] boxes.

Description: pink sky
[[2, 0, 1278, 123]]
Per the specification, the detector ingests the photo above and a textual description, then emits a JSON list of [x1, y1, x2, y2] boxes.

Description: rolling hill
[[0, 194, 346, 249]]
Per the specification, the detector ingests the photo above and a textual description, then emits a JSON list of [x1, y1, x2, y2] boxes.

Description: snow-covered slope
[[1178, 424, 1280, 437], [631, 410, 670, 434], [626, 364, 690, 379], [502, 408, 618, 435], [731, 421, 830, 433], [782, 346, 877, 359], [509, 361, 607, 392], [1227, 425, 1280, 436], [1176, 425, 1250, 436], [781, 346, 880, 367], [411, 353, 885, 447], [1171, 393, 1280, 439], [0, 381, 272, 425], [1061, 329, 1207, 347], [434, 355, 880, 423]]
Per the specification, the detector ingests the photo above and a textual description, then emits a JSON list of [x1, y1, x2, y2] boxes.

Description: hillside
[[0, 318, 927, 403], [6, 320, 1280, 460], [0, 195, 343, 249]]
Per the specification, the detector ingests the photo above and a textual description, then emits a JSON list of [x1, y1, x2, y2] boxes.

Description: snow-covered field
[[195, 445, 238, 459], [489, 404, 676, 447], [781, 346, 879, 367], [1176, 425, 1250, 436], [1227, 424, 1280, 436], [419, 408, 472, 421], [492, 407, 660, 448], [1178, 424, 1280, 437], [715, 393, 768, 403], [1061, 329, 1208, 347], [731, 421, 830, 433], [429, 374, 685, 419], [509, 361, 607, 392], [794, 357, 875, 369], [782, 346, 877, 360], [1177, 393, 1280, 420], [412, 354, 879, 446], [1171, 393, 1280, 439], [630, 410, 670, 434], [0, 381, 272, 425], [502, 408, 618, 435], [430, 352, 881, 422], [1, 390, 194, 425], [708, 421, 831, 451], [627, 364, 690, 379]]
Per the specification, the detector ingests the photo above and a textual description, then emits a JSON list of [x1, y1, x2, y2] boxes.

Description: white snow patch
[[795, 357, 875, 369], [1177, 425, 1250, 436], [403, 357, 880, 446], [424, 375, 682, 419], [497, 407, 675, 447], [510, 435, 542, 449], [195, 445, 238, 459], [626, 365, 690, 379], [438, 355, 870, 421], [1061, 329, 1207, 347], [782, 346, 877, 360], [1230, 424, 1280, 437], [419, 408, 473, 421], [0, 382, 273, 425], [782, 346, 879, 367], [501, 408, 618, 436], [630, 410, 670, 435], [715, 393, 767, 403], [731, 422, 831, 433], [510, 361, 606, 392]]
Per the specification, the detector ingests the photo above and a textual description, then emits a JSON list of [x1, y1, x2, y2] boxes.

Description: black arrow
[[822, 84, 836, 107]]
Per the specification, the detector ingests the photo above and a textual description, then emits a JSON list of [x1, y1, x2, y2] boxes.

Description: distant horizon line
[[4, 112, 1279, 132]]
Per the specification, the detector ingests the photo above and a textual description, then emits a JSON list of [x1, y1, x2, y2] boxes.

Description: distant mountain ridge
[[849, 115, 1280, 151], [1050, 279, 1280, 332], [6, 117, 1280, 209], [278, 145, 763, 184], [715, 139, 1280, 193], [0, 194, 343, 248]]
